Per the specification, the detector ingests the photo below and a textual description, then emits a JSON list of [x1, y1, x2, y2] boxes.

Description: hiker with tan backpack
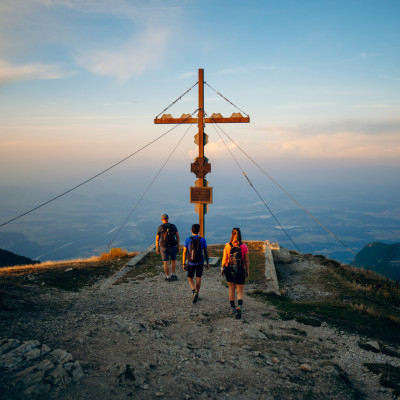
[[155, 214, 180, 282]]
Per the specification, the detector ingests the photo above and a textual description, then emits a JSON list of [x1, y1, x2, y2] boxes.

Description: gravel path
[[1, 257, 399, 399]]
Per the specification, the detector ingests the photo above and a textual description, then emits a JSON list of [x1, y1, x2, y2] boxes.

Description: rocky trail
[[1, 250, 399, 399]]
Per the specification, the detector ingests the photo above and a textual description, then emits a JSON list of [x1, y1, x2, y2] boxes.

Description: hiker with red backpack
[[182, 224, 210, 303], [221, 227, 250, 319], [155, 214, 180, 282]]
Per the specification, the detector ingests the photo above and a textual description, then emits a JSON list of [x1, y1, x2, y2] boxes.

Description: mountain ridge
[[0, 247, 39, 268], [354, 241, 400, 281]]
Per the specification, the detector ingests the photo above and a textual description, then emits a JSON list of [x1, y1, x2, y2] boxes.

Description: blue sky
[[1, 0, 399, 186]]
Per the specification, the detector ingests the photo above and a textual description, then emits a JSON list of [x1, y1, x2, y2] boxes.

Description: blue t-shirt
[[184, 235, 207, 265]]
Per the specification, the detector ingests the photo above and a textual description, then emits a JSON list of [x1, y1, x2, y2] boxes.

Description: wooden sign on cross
[[154, 68, 250, 238]]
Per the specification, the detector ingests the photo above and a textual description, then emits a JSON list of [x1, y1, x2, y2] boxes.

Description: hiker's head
[[230, 227, 242, 244], [192, 224, 200, 235], [161, 213, 169, 223]]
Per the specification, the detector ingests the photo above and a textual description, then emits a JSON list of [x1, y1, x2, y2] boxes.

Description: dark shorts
[[160, 246, 178, 261], [187, 263, 204, 279], [224, 266, 246, 285]]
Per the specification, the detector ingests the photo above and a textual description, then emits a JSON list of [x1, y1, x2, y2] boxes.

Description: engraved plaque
[[190, 187, 213, 204]]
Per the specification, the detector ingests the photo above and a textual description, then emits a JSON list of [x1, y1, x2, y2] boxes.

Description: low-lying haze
[[1, 164, 399, 265]]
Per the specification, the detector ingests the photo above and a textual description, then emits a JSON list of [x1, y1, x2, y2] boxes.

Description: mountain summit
[[1, 242, 399, 399]]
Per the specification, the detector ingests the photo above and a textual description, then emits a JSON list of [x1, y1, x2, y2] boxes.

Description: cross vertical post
[[197, 68, 206, 238], [154, 68, 250, 239]]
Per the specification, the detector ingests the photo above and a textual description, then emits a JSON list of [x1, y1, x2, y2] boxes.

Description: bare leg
[[228, 282, 236, 302], [163, 261, 170, 277], [236, 284, 244, 301], [171, 259, 176, 274], [195, 277, 202, 293], [187, 277, 196, 291]]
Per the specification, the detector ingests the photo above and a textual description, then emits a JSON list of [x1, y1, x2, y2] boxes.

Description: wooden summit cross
[[154, 68, 250, 238]]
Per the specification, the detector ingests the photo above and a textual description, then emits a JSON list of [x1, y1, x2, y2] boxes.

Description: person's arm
[[204, 247, 210, 270], [175, 231, 180, 252], [155, 234, 160, 253], [221, 244, 229, 267], [221, 244, 229, 275], [244, 252, 250, 277], [182, 247, 187, 270]]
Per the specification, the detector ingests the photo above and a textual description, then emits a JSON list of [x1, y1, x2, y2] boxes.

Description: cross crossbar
[[154, 113, 250, 124]]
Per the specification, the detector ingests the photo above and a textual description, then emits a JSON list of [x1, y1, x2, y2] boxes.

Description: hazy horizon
[[1, 161, 399, 265]]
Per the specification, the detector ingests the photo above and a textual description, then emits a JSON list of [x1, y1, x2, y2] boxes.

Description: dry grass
[[99, 248, 133, 261], [0, 248, 139, 292], [0, 257, 98, 275], [0, 248, 137, 275]]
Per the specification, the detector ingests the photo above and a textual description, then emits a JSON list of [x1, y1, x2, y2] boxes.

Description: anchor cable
[[0, 110, 199, 229], [205, 82, 249, 117], [106, 123, 193, 249], [155, 82, 198, 119], [206, 112, 354, 255], [206, 112, 301, 252]]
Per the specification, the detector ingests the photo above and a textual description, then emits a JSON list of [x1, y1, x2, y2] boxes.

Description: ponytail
[[229, 227, 242, 244]]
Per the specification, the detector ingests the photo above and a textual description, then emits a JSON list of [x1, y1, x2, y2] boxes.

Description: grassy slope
[[251, 252, 400, 345]]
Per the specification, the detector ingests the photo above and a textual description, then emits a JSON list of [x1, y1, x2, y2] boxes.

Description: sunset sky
[[1, 0, 399, 187]]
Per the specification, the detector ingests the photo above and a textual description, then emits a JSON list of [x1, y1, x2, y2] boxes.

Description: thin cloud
[[277, 102, 335, 110], [380, 75, 400, 82], [355, 104, 400, 109], [179, 71, 196, 79], [214, 65, 286, 75], [265, 119, 400, 137], [75, 25, 173, 82], [0, 59, 74, 85], [188, 139, 236, 159], [0, 0, 180, 16], [253, 125, 400, 160], [360, 52, 380, 58], [1, 1, 181, 82]]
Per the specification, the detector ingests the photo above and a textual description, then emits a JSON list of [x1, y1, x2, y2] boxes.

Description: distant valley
[[1, 174, 399, 265]]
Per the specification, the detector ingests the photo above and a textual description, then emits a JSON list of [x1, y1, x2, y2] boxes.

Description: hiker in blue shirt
[[182, 224, 209, 303]]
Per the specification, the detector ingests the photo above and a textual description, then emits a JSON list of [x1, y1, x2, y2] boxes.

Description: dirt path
[[1, 257, 399, 399]]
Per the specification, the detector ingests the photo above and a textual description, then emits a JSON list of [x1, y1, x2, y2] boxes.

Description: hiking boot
[[170, 274, 178, 281], [164, 276, 171, 282], [230, 306, 236, 315], [235, 307, 242, 319], [193, 291, 199, 304]]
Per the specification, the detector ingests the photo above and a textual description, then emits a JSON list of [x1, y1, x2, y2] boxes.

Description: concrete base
[[97, 244, 155, 289], [208, 257, 220, 267], [263, 241, 281, 295], [267, 240, 291, 263]]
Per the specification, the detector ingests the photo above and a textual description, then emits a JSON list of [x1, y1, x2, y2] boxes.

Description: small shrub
[[99, 248, 129, 261], [358, 340, 380, 353], [279, 311, 296, 321], [365, 363, 400, 396], [288, 327, 307, 337], [295, 316, 322, 327]]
